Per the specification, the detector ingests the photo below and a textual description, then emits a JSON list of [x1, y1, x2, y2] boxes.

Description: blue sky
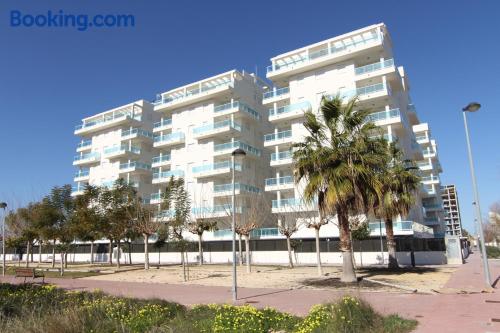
[[0, 0, 498, 233]]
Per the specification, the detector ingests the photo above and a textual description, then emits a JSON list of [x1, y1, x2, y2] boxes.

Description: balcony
[[153, 118, 172, 132], [150, 192, 163, 204], [192, 120, 241, 139], [76, 139, 92, 152], [262, 87, 290, 104], [421, 175, 440, 184], [192, 205, 241, 218], [213, 101, 260, 120], [213, 183, 261, 197], [423, 203, 443, 212], [152, 170, 184, 184], [153, 132, 185, 147], [267, 29, 381, 78], [335, 82, 389, 102], [264, 130, 293, 147], [270, 150, 293, 166], [354, 59, 394, 77], [269, 101, 311, 122], [213, 227, 279, 239], [154, 80, 234, 110], [213, 141, 261, 158], [365, 108, 407, 127], [71, 184, 87, 196], [272, 198, 316, 213], [75, 105, 141, 135], [73, 152, 100, 166], [265, 176, 294, 191], [368, 221, 413, 236], [415, 134, 429, 144], [422, 184, 436, 196], [103, 145, 141, 159], [151, 154, 171, 168], [422, 148, 436, 158], [121, 128, 153, 141], [424, 218, 440, 226], [192, 161, 241, 178], [119, 161, 151, 174], [74, 169, 90, 182]]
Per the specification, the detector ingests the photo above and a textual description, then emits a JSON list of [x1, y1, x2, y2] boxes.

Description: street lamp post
[[231, 148, 246, 302], [462, 102, 491, 287], [1, 202, 7, 276]]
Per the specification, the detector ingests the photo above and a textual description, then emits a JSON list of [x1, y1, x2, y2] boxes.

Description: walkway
[[1, 252, 499, 332]]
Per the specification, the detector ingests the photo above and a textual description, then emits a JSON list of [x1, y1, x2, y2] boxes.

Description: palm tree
[[293, 95, 387, 282], [375, 143, 421, 269]]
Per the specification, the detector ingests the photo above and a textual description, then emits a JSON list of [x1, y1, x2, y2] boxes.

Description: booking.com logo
[[10, 10, 135, 31]]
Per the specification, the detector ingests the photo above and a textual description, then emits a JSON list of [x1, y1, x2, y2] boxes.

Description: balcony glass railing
[[150, 193, 162, 201], [355, 59, 394, 75], [152, 170, 185, 179], [71, 184, 87, 193], [263, 87, 290, 100], [74, 170, 89, 178], [103, 145, 141, 155], [192, 205, 241, 215], [193, 120, 241, 135], [153, 132, 185, 143], [213, 101, 260, 120], [265, 176, 293, 187], [121, 128, 153, 139], [272, 198, 314, 208], [77, 140, 92, 149], [368, 221, 413, 232], [155, 80, 233, 105], [417, 161, 432, 169], [192, 161, 242, 173], [269, 101, 311, 117], [75, 111, 138, 131], [415, 135, 428, 141], [119, 161, 151, 170], [423, 203, 442, 209], [366, 108, 400, 123], [213, 141, 261, 156], [407, 104, 417, 113], [213, 183, 261, 194], [251, 228, 279, 237], [264, 130, 292, 142], [267, 31, 380, 73], [153, 118, 172, 129], [421, 175, 439, 182], [74, 152, 100, 161], [152, 154, 171, 164], [271, 151, 292, 161]]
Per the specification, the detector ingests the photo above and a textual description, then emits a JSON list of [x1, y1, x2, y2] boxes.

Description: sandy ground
[[81, 263, 458, 293]]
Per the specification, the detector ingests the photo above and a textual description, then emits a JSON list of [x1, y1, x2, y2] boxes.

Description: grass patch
[[0, 283, 417, 332], [4, 266, 101, 279]]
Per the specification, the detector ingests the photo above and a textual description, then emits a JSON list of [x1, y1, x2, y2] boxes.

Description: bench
[[14, 268, 45, 284]]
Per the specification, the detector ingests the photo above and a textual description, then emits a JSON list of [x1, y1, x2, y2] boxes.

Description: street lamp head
[[231, 148, 246, 157], [0, 202, 7, 210], [462, 102, 481, 112]]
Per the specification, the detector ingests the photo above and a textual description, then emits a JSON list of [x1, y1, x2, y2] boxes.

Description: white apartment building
[[263, 23, 444, 238], [73, 100, 159, 199], [72, 23, 445, 239], [441, 184, 463, 236], [150, 70, 272, 223]]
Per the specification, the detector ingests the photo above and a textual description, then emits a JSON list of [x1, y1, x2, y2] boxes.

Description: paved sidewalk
[[1, 252, 499, 332]]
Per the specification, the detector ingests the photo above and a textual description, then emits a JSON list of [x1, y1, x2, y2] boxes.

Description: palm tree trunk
[[385, 218, 399, 269], [286, 236, 294, 268], [30, 243, 34, 263], [25, 241, 30, 268], [338, 210, 356, 282], [198, 234, 203, 265], [108, 239, 113, 265], [244, 234, 251, 273], [60, 252, 64, 276], [128, 241, 132, 265], [90, 242, 94, 264], [116, 240, 121, 268], [314, 227, 322, 276], [144, 234, 149, 270], [65, 252, 68, 268]]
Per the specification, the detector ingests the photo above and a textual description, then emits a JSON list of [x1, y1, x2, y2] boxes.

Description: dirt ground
[[80, 263, 458, 293]]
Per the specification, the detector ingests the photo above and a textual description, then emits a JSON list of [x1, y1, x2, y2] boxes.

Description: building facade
[[441, 184, 463, 236], [72, 23, 446, 239]]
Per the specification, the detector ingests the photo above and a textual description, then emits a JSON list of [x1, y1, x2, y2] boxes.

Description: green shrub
[[486, 245, 500, 258], [0, 284, 416, 333]]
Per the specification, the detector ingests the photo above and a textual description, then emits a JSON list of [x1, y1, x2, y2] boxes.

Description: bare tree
[[188, 218, 217, 265], [127, 197, 161, 270]]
